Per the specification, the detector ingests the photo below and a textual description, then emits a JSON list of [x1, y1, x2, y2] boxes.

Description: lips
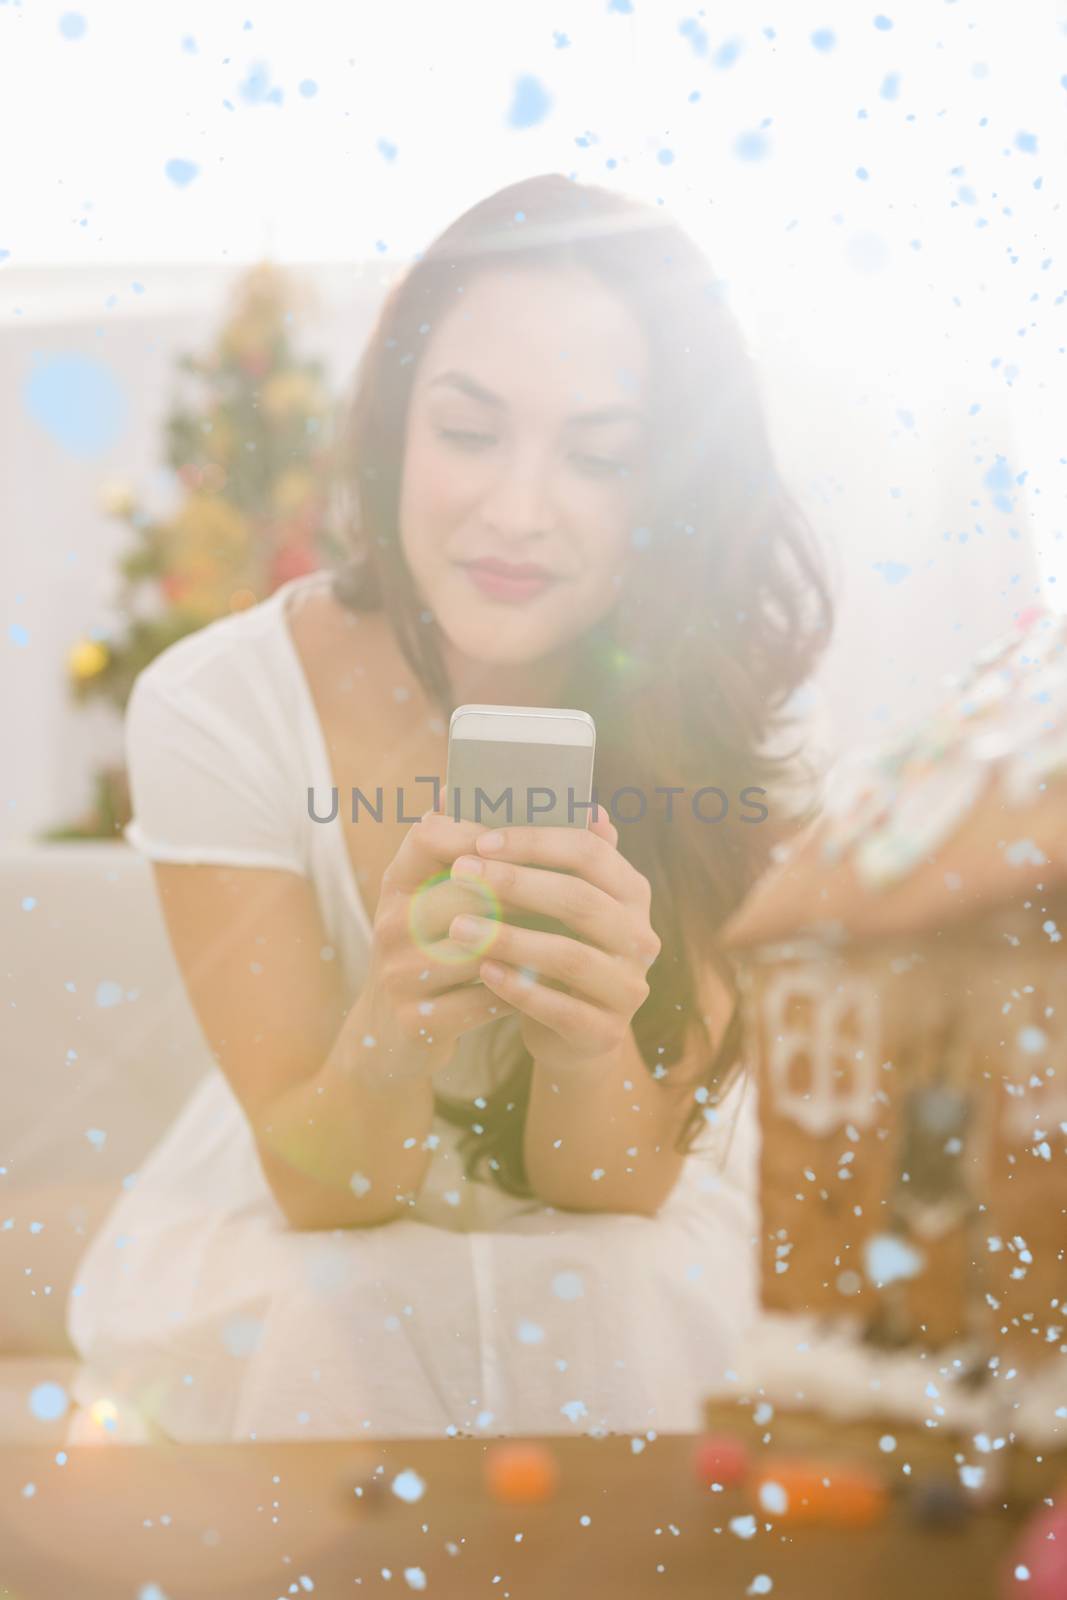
[[459, 557, 559, 604], [463, 558, 556, 580]]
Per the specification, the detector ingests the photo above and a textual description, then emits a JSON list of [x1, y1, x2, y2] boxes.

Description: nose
[[479, 447, 557, 543]]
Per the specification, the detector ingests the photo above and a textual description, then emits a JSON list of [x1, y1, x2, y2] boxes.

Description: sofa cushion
[[1, 843, 213, 1357]]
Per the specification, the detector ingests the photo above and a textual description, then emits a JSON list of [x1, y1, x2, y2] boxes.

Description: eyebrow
[[426, 369, 647, 428]]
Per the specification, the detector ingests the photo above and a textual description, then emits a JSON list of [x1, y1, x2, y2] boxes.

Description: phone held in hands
[[444, 704, 597, 940]]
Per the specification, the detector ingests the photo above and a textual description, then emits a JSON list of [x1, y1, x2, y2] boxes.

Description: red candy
[[1002, 1495, 1067, 1599], [753, 1458, 888, 1527], [484, 1441, 560, 1505], [692, 1433, 750, 1489]]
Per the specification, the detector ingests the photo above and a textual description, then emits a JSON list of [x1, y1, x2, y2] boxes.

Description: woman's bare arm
[[151, 811, 515, 1230], [523, 957, 738, 1217], [151, 861, 436, 1230]]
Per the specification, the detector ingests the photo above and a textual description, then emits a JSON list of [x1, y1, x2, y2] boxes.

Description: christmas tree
[[45, 260, 347, 841]]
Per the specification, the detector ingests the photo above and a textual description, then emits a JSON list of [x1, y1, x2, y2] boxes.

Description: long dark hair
[[328, 173, 835, 1196]]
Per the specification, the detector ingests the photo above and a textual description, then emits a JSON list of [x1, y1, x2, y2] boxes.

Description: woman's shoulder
[[130, 577, 316, 725]]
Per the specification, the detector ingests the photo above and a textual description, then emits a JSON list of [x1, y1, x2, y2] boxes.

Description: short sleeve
[[122, 649, 306, 876]]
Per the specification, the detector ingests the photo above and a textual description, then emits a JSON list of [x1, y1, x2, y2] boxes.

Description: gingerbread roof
[[720, 606, 1067, 951]]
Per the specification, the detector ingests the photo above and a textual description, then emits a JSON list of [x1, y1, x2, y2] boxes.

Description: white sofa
[[0, 842, 214, 1444]]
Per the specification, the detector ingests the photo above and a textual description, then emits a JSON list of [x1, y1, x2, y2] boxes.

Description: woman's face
[[398, 265, 651, 667]]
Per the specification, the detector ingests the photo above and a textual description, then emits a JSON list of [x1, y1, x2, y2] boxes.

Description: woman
[[65, 173, 834, 1445]]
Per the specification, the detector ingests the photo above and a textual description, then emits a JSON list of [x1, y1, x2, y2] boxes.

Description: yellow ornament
[[272, 467, 313, 516], [69, 638, 110, 681], [98, 478, 136, 518], [163, 494, 250, 619], [262, 370, 322, 420]]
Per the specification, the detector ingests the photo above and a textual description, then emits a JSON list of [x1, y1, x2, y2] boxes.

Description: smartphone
[[444, 704, 597, 943]]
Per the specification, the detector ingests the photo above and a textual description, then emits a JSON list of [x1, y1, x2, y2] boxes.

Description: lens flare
[[88, 1397, 119, 1433], [407, 869, 504, 964]]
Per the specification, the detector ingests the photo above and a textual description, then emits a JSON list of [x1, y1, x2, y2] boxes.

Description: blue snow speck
[[392, 1468, 426, 1503], [552, 1270, 584, 1301], [10, 624, 29, 647], [85, 1128, 107, 1148], [508, 74, 551, 128], [734, 130, 769, 161], [880, 72, 900, 100], [872, 560, 911, 585], [679, 18, 708, 56], [23, 353, 127, 458], [29, 1382, 69, 1421], [164, 158, 200, 187], [657, 148, 675, 166], [864, 1233, 924, 1285], [59, 12, 86, 39], [222, 1317, 264, 1358], [811, 29, 836, 52], [608, 0, 633, 12], [714, 37, 742, 69], [873, 14, 893, 29], [1014, 130, 1037, 154], [298, 79, 318, 98], [517, 1320, 545, 1344], [376, 138, 398, 160], [95, 979, 124, 1008], [21, 895, 36, 910]]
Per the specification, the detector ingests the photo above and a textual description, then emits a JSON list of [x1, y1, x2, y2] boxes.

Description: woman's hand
[[446, 807, 661, 1075], [358, 809, 518, 1082]]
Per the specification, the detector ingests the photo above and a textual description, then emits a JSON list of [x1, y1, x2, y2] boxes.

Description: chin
[[436, 603, 572, 666]]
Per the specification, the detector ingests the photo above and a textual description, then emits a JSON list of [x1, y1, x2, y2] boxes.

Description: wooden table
[[0, 1432, 1029, 1599]]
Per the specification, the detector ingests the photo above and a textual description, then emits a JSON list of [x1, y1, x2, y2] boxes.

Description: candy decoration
[[1001, 1495, 1067, 1598], [753, 1459, 888, 1527], [484, 1441, 560, 1505], [909, 1477, 973, 1531], [692, 1433, 750, 1488]]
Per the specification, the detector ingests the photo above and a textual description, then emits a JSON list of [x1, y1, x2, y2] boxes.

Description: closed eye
[[438, 428, 496, 450], [572, 453, 630, 479]]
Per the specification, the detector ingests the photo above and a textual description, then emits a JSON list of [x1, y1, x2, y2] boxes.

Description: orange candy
[[484, 1441, 560, 1505], [753, 1459, 888, 1527]]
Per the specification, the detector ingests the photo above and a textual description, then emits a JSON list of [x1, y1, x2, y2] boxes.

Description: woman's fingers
[[478, 960, 625, 1060], [448, 854, 657, 965], [406, 979, 517, 1040], [471, 822, 649, 910], [449, 916, 651, 1014], [388, 809, 494, 895]]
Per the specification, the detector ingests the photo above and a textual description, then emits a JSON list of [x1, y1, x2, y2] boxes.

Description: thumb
[[588, 802, 619, 848]]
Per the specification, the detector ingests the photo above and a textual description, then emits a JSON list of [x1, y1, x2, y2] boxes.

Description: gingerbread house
[[711, 605, 1067, 1477]]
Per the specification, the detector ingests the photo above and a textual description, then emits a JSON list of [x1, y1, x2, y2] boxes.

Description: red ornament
[[692, 1433, 749, 1489], [240, 350, 271, 379], [270, 541, 318, 588], [1002, 1495, 1067, 1598]]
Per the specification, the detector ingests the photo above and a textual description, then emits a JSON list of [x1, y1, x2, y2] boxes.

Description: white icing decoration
[[763, 966, 881, 1136]]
